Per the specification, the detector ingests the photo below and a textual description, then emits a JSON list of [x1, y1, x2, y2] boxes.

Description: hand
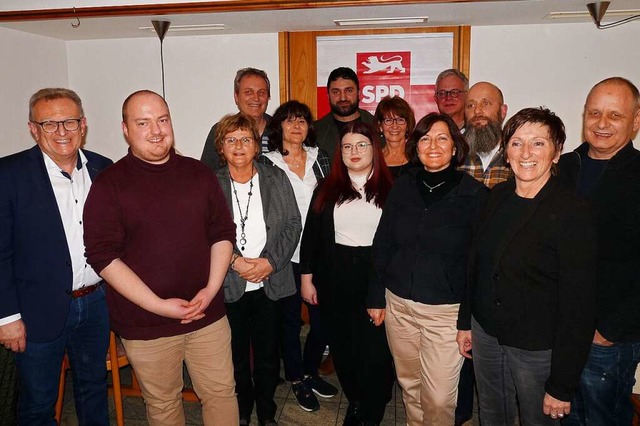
[[155, 298, 202, 321], [182, 287, 217, 324], [301, 274, 318, 305], [0, 320, 26, 353], [456, 330, 473, 359], [367, 308, 386, 326], [237, 257, 273, 283], [543, 393, 570, 419], [593, 330, 615, 347]]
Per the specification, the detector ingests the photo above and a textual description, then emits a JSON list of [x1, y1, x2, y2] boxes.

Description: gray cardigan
[[216, 162, 301, 303]]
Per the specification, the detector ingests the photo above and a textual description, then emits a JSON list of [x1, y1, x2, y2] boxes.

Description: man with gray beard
[[458, 82, 511, 188]]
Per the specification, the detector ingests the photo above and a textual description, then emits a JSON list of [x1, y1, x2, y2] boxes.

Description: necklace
[[422, 181, 445, 193], [230, 166, 254, 251]]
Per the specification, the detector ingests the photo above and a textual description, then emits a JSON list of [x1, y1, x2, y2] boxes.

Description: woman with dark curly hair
[[371, 113, 488, 425], [259, 100, 337, 412]]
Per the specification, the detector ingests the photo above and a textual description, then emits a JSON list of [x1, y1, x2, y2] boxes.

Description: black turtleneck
[[416, 164, 462, 207]]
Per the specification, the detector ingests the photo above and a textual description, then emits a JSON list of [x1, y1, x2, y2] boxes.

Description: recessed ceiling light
[[334, 17, 428, 27], [139, 24, 226, 32]]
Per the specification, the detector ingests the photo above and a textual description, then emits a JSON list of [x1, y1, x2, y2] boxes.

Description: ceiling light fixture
[[334, 17, 428, 27], [587, 1, 640, 28], [139, 24, 226, 32], [152, 20, 170, 98], [547, 8, 640, 20]]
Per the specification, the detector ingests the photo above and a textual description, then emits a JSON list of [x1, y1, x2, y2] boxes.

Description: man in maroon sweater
[[84, 90, 239, 426]]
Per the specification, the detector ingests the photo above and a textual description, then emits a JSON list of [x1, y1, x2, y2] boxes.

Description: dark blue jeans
[[472, 317, 558, 426], [15, 285, 109, 426], [564, 341, 640, 426], [280, 262, 327, 382]]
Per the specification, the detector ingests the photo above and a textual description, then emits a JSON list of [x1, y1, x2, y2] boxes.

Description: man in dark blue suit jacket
[[0, 88, 112, 425]]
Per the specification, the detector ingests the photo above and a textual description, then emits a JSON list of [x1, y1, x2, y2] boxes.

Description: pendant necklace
[[423, 180, 445, 193], [230, 166, 254, 251]]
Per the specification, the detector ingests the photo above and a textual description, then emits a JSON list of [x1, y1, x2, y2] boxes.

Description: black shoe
[[343, 402, 361, 426], [291, 380, 320, 412], [239, 418, 251, 426], [259, 420, 277, 426], [303, 374, 338, 398]]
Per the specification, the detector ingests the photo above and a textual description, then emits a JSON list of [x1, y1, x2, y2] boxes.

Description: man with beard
[[459, 81, 511, 188], [315, 67, 375, 157], [434, 69, 468, 130]]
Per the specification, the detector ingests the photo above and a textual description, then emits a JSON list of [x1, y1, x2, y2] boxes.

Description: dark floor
[[58, 325, 479, 425]]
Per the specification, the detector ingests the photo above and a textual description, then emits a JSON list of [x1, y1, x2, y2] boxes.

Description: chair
[[632, 393, 640, 426], [55, 331, 200, 425]]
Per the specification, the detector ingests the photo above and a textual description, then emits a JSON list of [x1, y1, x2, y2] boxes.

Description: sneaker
[[303, 374, 338, 398], [291, 380, 320, 412]]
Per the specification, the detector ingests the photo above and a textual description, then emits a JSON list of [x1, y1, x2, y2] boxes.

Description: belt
[[70, 282, 101, 298]]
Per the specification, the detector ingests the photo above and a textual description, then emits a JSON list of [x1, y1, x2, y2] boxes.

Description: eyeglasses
[[382, 117, 406, 126], [435, 89, 466, 99], [223, 136, 254, 146], [33, 118, 82, 133], [341, 142, 372, 154]]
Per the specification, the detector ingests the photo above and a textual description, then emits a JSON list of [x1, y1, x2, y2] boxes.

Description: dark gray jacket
[[216, 162, 301, 303]]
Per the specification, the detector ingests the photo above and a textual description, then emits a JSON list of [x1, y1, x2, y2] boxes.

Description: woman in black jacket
[[456, 107, 598, 425], [371, 113, 487, 425], [300, 121, 395, 426]]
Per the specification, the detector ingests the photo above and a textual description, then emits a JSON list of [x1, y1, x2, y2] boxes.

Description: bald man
[[559, 77, 640, 426], [458, 81, 511, 188]]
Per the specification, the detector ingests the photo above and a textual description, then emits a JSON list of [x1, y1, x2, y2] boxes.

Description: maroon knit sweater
[[84, 149, 236, 340]]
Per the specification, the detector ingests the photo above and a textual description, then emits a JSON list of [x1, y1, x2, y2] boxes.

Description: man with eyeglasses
[[459, 81, 511, 189], [84, 90, 238, 425], [0, 88, 112, 424], [315, 67, 375, 158], [201, 67, 273, 171], [434, 69, 468, 130]]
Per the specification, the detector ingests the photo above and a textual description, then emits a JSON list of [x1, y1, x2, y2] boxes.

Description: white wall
[[2, 22, 640, 159], [67, 33, 280, 161], [470, 22, 640, 153], [0, 27, 68, 156]]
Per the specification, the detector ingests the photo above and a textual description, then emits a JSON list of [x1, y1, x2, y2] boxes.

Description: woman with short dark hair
[[457, 107, 598, 425]]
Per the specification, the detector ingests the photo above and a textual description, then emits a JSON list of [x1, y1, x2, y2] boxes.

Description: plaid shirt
[[457, 149, 511, 189]]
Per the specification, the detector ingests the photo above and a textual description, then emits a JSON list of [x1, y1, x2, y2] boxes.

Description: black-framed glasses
[[33, 118, 82, 133], [435, 89, 466, 99], [341, 142, 372, 154], [382, 117, 407, 126], [223, 136, 254, 146]]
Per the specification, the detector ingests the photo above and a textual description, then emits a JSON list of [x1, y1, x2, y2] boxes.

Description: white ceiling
[[0, 0, 638, 40]]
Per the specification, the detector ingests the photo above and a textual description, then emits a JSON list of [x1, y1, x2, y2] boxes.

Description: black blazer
[[0, 146, 112, 342], [371, 168, 488, 308], [557, 141, 640, 343], [459, 177, 597, 402]]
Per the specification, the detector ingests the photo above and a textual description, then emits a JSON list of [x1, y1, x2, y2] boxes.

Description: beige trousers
[[122, 317, 239, 426], [385, 290, 463, 426]]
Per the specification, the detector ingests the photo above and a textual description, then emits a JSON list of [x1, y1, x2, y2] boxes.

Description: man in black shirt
[[315, 67, 374, 158], [558, 77, 640, 425]]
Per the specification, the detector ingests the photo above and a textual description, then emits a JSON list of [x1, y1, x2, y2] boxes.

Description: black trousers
[[226, 288, 281, 422], [321, 244, 395, 424]]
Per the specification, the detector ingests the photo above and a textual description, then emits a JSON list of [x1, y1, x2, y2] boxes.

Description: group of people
[[0, 63, 638, 426]]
